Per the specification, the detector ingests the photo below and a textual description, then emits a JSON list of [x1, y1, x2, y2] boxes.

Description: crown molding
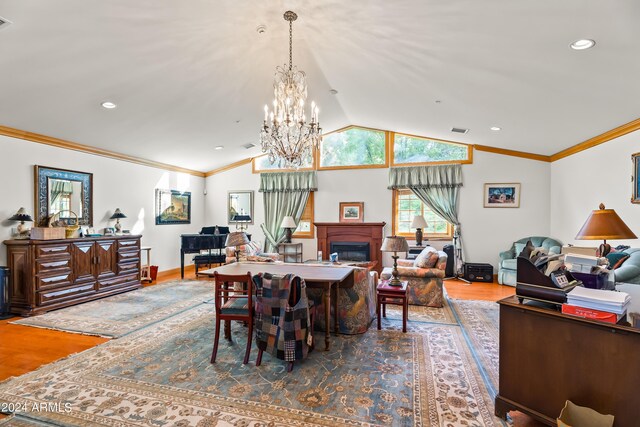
[[0, 125, 206, 177], [205, 157, 253, 177], [474, 145, 551, 162], [550, 117, 640, 162]]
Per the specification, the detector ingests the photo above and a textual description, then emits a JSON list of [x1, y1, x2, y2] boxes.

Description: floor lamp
[[444, 226, 471, 284]]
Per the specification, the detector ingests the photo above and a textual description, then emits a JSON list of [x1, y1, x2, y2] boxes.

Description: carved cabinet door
[[94, 239, 117, 280], [71, 241, 96, 284]]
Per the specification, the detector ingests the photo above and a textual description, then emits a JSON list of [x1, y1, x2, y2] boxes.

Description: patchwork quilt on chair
[[252, 273, 312, 362]]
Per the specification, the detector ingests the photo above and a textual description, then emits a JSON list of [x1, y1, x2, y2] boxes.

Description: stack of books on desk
[[564, 253, 608, 273], [563, 287, 631, 324]]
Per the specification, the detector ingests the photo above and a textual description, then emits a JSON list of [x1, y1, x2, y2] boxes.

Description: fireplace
[[315, 222, 386, 273], [330, 242, 370, 262]]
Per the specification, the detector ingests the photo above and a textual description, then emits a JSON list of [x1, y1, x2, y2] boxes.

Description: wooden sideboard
[[496, 296, 640, 426], [3, 235, 142, 316]]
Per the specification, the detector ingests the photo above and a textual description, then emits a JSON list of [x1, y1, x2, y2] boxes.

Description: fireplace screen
[[330, 242, 370, 262]]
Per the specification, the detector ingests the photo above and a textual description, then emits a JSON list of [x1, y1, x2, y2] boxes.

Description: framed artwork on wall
[[632, 153, 640, 204], [339, 201, 364, 223], [155, 189, 191, 225], [483, 183, 521, 208]]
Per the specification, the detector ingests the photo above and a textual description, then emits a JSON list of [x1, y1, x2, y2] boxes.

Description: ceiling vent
[[0, 16, 12, 30], [451, 127, 469, 134], [242, 143, 256, 149]]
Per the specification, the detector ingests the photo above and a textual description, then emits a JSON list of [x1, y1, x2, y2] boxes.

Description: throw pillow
[[606, 252, 629, 269], [415, 247, 439, 268], [613, 255, 630, 269]]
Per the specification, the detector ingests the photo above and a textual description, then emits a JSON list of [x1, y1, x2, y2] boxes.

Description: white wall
[[206, 150, 551, 270], [0, 135, 206, 271], [551, 129, 640, 248]]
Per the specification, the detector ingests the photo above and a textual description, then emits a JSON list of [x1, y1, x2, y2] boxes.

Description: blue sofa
[[498, 236, 562, 286], [614, 248, 640, 285]]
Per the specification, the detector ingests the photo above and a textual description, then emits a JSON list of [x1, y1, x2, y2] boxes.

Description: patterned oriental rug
[[11, 280, 212, 338], [448, 299, 500, 394], [0, 303, 504, 426]]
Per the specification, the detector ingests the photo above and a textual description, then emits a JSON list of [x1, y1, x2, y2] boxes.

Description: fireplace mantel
[[314, 222, 386, 273]]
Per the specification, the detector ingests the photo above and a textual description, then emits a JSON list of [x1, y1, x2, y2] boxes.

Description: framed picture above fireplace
[[339, 202, 364, 223]]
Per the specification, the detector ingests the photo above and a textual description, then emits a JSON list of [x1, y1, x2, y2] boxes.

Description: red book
[[561, 304, 622, 324]]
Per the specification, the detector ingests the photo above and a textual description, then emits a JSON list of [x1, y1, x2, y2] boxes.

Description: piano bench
[[194, 254, 226, 274]]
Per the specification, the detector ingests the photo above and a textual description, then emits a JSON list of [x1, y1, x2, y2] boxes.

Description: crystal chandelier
[[260, 11, 321, 168]]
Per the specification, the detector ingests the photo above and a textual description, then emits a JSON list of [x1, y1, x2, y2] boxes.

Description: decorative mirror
[[35, 165, 93, 226], [227, 190, 254, 224]]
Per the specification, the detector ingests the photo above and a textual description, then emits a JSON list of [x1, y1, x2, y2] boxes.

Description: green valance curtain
[[387, 165, 463, 189], [388, 164, 465, 274], [259, 171, 318, 193], [259, 171, 317, 252]]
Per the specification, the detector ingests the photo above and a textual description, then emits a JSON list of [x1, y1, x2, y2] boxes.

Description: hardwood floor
[[0, 269, 542, 426]]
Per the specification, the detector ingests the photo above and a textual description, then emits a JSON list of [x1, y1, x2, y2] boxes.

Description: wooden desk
[[200, 262, 354, 351], [496, 296, 640, 426]]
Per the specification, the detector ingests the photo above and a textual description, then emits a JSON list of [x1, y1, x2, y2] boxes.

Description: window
[[252, 153, 314, 173], [293, 192, 314, 238], [392, 133, 471, 165], [392, 189, 452, 239], [319, 126, 387, 169]]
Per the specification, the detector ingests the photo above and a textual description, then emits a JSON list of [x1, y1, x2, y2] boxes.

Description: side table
[[141, 246, 152, 283], [377, 280, 409, 332]]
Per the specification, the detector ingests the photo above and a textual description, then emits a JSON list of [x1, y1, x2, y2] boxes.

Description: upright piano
[[180, 233, 227, 279]]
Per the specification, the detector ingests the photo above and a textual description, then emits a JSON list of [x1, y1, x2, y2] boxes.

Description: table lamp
[[280, 216, 297, 243], [110, 208, 127, 232], [232, 214, 252, 232], [380, 236, 409, 286], [225, 231, 250, 261], [9, 208, 33, 239], [411, 215, 428, 246], [575, 203, 637, 256]]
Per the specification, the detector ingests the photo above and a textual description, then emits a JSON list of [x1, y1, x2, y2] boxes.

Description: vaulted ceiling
[[0, 0, 638, 171]]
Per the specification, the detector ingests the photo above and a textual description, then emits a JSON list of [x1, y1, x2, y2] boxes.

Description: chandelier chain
[[289, 19, 293, 71]]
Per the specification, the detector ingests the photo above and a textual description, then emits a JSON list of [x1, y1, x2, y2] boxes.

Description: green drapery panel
[[387, 165, 463, 189], [388, 165, 466, 273], [259, 171, 317, 252], [259, 171, 318, 193]]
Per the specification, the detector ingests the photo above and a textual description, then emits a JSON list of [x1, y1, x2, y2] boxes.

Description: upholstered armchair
[[380, 247, 447, 307], [225, 240, 280, 264], [498, 236, 562, 286]]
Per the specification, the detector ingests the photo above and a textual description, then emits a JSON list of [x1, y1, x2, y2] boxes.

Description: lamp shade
[[575, 203, 637, 240], [110, 208, 127, 220], [410, 215, 428, 229], [280, 216, 297, 229], [380, 236, 409, 252], [9, 207, 32, 222], [225, 231, 250, 247]]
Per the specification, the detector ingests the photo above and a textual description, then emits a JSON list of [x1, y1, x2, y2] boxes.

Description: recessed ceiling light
[[214, 145, 224, 150], [101, 101, 117, 109], [256, 25, 267, 34], [570, 39, 595, 50], [329, 89, 338, 95], [435, 100, 442, 104], [490, 126, 502, 131]]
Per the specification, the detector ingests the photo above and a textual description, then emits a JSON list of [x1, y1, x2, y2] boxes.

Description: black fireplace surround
[[330, 241, 371, 262]]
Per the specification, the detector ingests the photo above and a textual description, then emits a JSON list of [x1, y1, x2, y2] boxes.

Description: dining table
[[199, 262, 355, 351]]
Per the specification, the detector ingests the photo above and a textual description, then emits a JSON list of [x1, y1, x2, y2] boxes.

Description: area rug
[[11, 280, 212, 338], [448, 299, 500, 394], [381, 300, 458, 331], [0, 303, 503, 426]]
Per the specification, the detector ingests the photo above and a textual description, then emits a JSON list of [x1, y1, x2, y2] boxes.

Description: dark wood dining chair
[[211, 271, 253, 364]]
